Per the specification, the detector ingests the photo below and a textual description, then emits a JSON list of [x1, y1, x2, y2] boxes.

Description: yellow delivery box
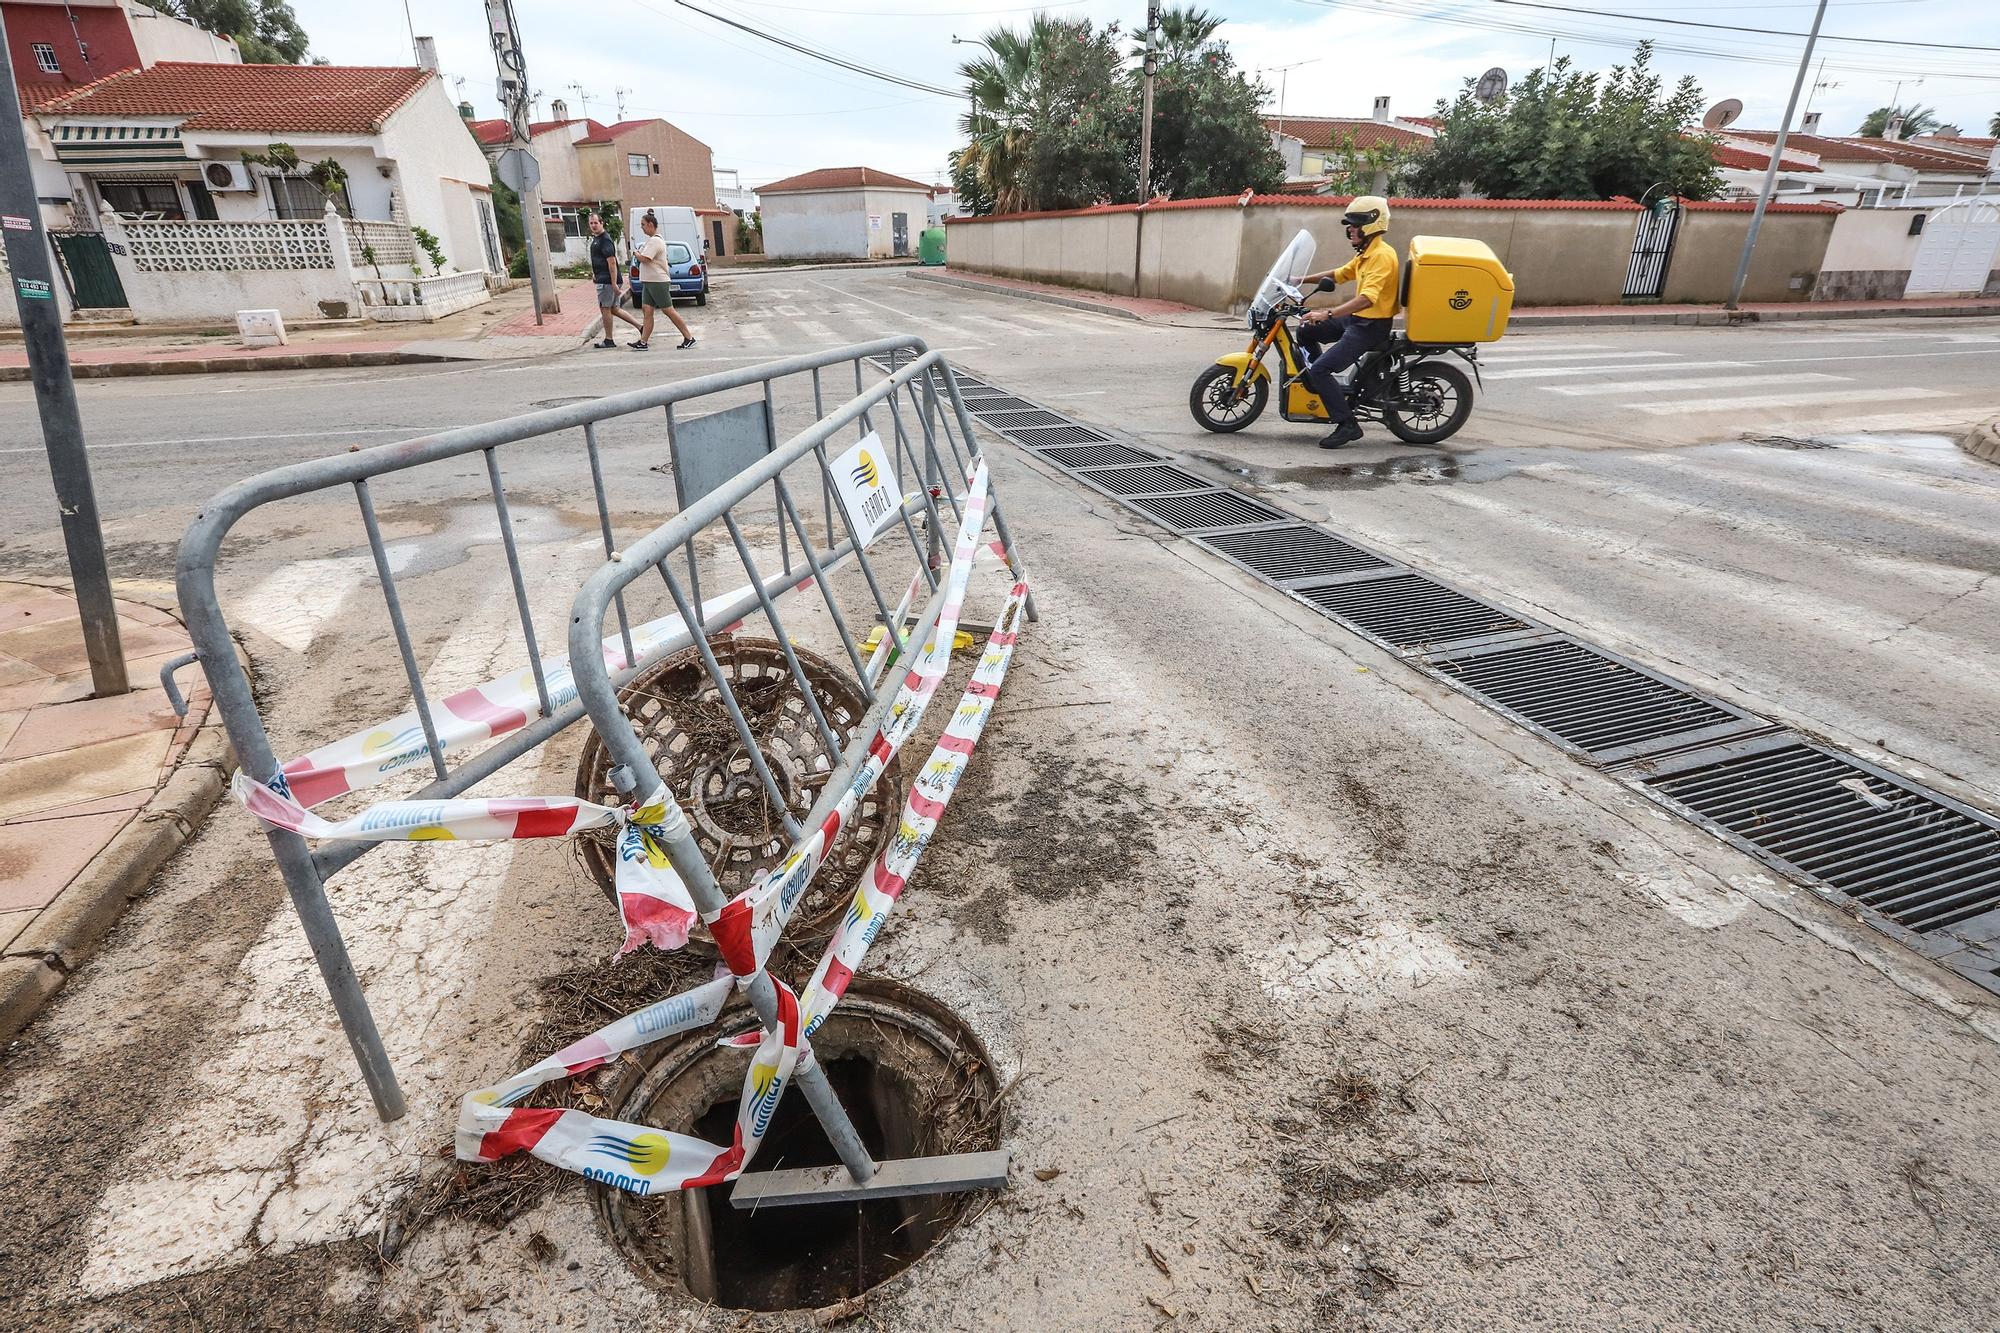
[[1402, 235, 1514, 344]]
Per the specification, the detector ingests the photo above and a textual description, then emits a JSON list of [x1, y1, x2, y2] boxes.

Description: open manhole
[[594, 979, 1002, 1312], [575, 637, 899, 948]]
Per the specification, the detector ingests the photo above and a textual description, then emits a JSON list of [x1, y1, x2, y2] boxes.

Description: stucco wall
[[528, 124, 587, 205], [861, 187, 929, 257], [127, 5, 241, 63], [1139, 206, 1244, 308], [1815, 206, 1928, 300], [381, 83, 500, 273], [761, 189, 867, 258], [1665, 208, 1836, 303]]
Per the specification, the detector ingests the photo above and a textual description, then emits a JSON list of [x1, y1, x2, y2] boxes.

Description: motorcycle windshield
[[1248, 229, 1316, 325]]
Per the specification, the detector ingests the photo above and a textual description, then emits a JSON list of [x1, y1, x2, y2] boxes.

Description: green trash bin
[[919, 227, 947, 266]]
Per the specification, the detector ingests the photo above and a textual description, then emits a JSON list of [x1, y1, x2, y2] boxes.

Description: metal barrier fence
[[174, 337, 1032, 1143]]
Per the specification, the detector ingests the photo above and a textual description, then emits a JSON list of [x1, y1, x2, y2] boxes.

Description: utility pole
[[0, 26, 125, 695], [1137, 1, 1160, 203], [615, 86, 631, 121], [487, 0, 558, 315], [1726, 0, 1826, 311]]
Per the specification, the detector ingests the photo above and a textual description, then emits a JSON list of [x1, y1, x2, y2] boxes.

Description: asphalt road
[[1, 269, 1997, 1328]]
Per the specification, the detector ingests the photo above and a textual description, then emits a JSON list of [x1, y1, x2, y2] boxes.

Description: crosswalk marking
[[1481, 349, 1682, 364], [740, 322, 775, 344], [796, 319, 838, 341], [1634, 386, 1950, 415], [1544, 372, 1849, 396], [1485, 359, 1751, 380]]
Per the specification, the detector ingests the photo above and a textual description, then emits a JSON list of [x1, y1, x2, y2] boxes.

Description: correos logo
[[1448, 289, 1472, 310]]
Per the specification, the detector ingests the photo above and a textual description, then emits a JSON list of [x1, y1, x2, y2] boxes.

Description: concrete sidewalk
[[0, 581, 233, 1039], [0, 279, 607, 381], [910, 265, 2000, 328]]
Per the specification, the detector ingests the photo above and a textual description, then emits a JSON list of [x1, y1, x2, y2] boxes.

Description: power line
[[1491, 0, 2000, 51], [669, 0, 962, 96]]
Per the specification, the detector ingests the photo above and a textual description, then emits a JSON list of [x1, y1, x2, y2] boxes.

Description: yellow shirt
[[1334, 241, 1400, 319]]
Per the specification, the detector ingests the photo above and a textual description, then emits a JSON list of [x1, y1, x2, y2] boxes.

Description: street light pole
[[1726, 0, 1827, 311], [1137, 1, 1160, 203], [0, 25, 125, 695]]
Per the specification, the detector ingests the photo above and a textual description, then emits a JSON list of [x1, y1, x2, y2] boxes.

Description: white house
[[23, 61, 500, 321], [756, 166, 931, 260]]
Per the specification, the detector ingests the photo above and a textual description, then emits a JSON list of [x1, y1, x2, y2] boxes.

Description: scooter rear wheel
[[1189, 362, 1268, 433], [1383, 361, 1474, 445]]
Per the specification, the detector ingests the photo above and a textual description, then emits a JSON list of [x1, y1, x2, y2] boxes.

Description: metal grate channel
[[1008, 424, 1113, 448], [1643, 742, 2000, 937], [1298, 573, 1527, 649], [1197, 525, 1393, 584], [977, 409, 1073, 430], [1040, 443, 1163, 469], [963, 395, 1039, 414], [1126, 491, 1285, 531], [1430, 639, 1762, 763], [1076, 465, 1214, 497]]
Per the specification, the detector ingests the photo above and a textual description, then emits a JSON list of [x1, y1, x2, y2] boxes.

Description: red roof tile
[[36, 62, 435, 135], [756, 166, 931, 193], [1708, 141, 1820, 173], [1262, 116, 1432, 151], [1728, 131, 1982, 174]]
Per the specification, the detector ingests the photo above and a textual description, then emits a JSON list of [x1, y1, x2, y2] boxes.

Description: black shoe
[[629, 340, 649, 350], [677, 336, 697, 350], [593, 338, 616, 349], [1318, 422, 1363, 450]]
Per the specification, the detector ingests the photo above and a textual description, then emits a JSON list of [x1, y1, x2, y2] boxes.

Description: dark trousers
[[1299, 315, 1391, 427]]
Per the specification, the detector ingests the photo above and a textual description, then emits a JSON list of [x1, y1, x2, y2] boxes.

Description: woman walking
[[631, 210, 696, 351]]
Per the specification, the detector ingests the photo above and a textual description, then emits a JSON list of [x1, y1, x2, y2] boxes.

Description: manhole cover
[[595, 979, 1002, 1312], [575, 637, 899, 949]]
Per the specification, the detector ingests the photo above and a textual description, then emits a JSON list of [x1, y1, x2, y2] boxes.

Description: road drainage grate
[[1636, 738, 2000, 981], [1127, 490, 1285, 531], [1298, 573, 1528, 649], [1427, 638, 1768, 764], [1072, 464, 1214, 496], [1040, 443, 1164, 469], [975, 409, 1073, 430], [1197, 525, 1394, 584], [962, 395, 1038, 414], [1007, 424, 1113, 448]]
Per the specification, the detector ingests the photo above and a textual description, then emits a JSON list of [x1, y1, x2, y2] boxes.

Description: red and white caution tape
[[230, 773, 622, 841], [800, 579, 1028, 1036]]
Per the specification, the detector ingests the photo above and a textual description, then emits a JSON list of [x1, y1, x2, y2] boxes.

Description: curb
[[715, 258, 921, 278], [0, 348, 466, 383], [0, 726, 233, 1043], [1962, 420, 2000, 465], [906, 268, 1141, 320]]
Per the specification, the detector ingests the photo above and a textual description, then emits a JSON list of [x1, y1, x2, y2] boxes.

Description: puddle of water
[[1192, 450, 1468, 490]]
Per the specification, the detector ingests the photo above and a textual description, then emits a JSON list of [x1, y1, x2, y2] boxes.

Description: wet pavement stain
[[1192, 450, 1467, 491]]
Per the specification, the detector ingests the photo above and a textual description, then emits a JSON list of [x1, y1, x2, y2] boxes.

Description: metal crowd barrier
[[173, 337, 1032, 1129]]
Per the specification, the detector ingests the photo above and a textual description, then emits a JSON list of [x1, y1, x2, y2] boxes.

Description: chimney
[[1885, 114, 1905, 141], [414, 35, 439, 72], [458, 101, 476, 120], [550, 97, 569, 121], [1801, 111, 1821, 134], [1373, 95, 1391, 122]]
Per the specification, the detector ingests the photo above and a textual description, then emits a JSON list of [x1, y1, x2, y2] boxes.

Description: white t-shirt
[[635, 235, 670, 283]]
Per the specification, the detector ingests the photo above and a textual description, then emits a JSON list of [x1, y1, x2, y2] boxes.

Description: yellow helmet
[[1342, 195, 1390, 239]]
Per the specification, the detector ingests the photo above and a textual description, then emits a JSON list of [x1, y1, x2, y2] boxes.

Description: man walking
[[588, 211, 643, 349], [631, 210, 697, 351]]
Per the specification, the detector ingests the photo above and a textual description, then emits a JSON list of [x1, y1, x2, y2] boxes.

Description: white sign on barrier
[[832, 430, 901, 543]]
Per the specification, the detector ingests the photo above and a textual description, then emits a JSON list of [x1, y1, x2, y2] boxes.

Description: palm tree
[[1856, 103, 1941, 138], [1990, 109, 1999, 136], [957, 18, 1054, 214], [1131, 5, 1224, 65]]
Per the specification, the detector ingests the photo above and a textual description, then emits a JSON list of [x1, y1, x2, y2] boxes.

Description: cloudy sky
[[292, 0, 2000, 188]]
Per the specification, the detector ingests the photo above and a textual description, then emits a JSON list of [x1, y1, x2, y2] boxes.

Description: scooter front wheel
[[1189, 362, 1269, 433]]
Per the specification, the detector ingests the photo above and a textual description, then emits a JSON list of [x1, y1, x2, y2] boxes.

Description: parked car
[[665, 240, 708, 306]]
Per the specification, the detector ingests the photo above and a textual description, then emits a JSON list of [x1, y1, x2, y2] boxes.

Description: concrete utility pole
[[486, 0, 559, 315], [1726, 0, 1827, 311], [1137, 1, 1160, 203], [0, 26, 125, 696]]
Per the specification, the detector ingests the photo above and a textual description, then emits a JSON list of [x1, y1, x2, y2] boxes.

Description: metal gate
[[1623, 201, 1680, 299], [51, 230, 127, 308], [1906, 198, 2000, 295]]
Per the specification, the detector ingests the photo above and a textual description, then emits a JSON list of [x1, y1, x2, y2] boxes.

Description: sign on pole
[[494, 147, 540, 194]]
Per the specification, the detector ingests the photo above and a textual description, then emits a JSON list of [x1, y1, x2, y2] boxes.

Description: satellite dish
[[1475, 67, 1508, 104], [1703, 98, 1743, 130]]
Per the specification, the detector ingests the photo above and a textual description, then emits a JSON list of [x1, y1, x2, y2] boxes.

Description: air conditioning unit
[[203, 161, 254, 192]]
